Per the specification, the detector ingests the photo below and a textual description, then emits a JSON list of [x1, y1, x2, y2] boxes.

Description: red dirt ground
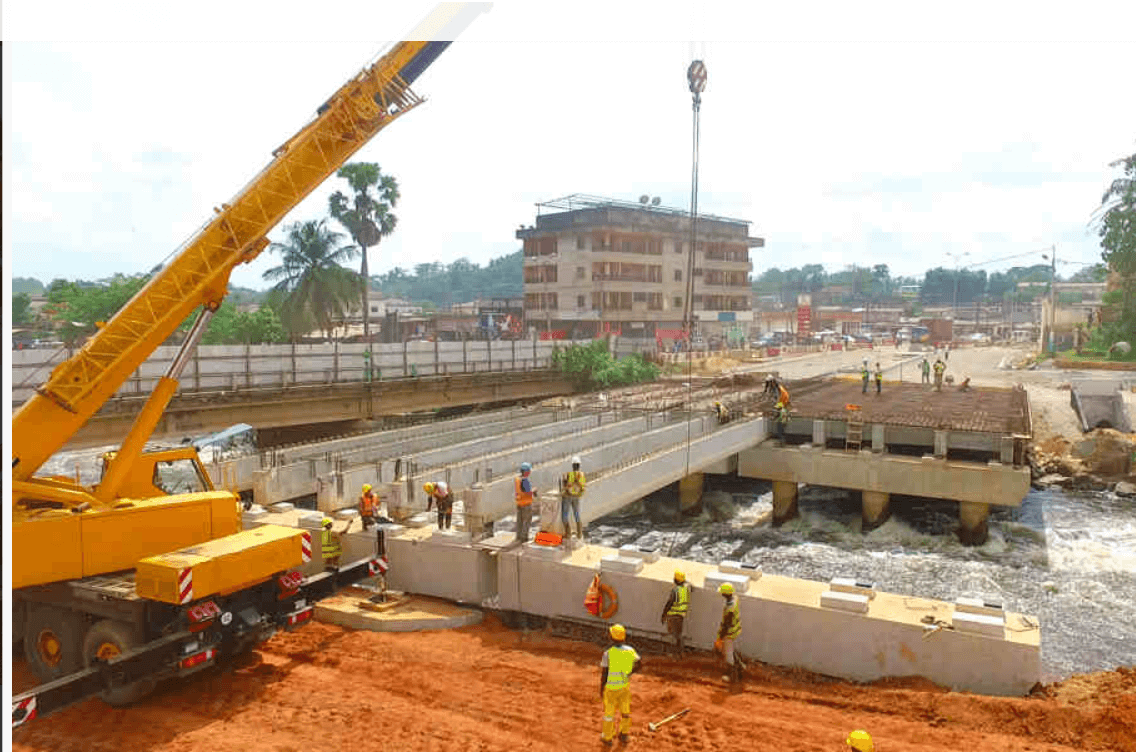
[[13, 616, 1136, 752]]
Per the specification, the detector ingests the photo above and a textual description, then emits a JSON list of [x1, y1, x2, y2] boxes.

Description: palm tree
[[329, 163, 400, 341], [263, 220, 360, 340]]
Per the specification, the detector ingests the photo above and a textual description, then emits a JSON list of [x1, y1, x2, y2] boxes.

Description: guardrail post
[[290, 341, 297, 385], [403, 340, 409, 377], [246, 343, 253, 388], [487, 338, 492, 371], [512, 339, 516, 370], [463, 337, 468, 373], [435, 337, 440, 376], [194, 352, 201, 390], [334, 340, 339, 383]]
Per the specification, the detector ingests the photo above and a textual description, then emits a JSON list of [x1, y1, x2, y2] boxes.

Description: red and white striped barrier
[[178, 568, 194, 604], [12, 696, 37, 728], [300, 531, 312, 563]]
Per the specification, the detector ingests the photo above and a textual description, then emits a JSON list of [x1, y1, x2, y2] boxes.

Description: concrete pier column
[[1000, 437, 1015, 465], [808, 418, 827, 447], [861, 490, 891, 531], [871, 424, 886, 453], [771, 480, 799, 527], [678, 472, 704, 512], [934, 430, 949, 458], [958, 500, 989, 546]]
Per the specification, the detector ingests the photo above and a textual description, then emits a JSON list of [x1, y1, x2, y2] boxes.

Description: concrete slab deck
[[315, 589, 484, 632]]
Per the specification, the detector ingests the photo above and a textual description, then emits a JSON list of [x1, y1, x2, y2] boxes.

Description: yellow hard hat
[[322, 518, 333, 529], [718, 582, 734, 596], [846, 730, 874, 752], [674, 570, 686, 583], [423, 482, 435, 494], [609, 624, 626, 641], [362, 484, 372, 493]]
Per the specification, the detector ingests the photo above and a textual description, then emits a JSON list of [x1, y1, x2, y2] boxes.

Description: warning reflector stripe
[[301, 531, 312, 562], [178, 568, 194, 604], [12, 696, 37, 728], [370, 556, 390, 575]]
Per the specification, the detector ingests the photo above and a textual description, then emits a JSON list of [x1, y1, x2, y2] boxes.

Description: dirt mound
[[14, 617, 1136, 752]]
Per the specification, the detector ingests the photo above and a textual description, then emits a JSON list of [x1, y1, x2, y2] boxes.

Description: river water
[[589, 480, 1136, 682]]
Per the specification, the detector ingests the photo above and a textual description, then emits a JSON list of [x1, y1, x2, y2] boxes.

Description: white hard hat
[[571, 456, 581, 465]]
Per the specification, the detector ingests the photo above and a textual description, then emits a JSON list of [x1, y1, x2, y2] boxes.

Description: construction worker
[[514, 461, 537, 543], [762, 374, 779, 398], [359, 483, 379, 530], [874, 362, 883, 395], [321, 518, 341, 567], [846, 729, 874, 751], [920, 357, 931, 385], [777, 380, 791, 408], [933, 357, 946, 392], [423, 481, 454, 530], [774, 400, 791, 444], [860, 363, 870, 394], [599, 623, 640, 746], [659, 570, 692, 658], [716, 582, 745, 684], [713, 400, 731, 424], [958, 376, 972, 392], [561, 456, 586, 540]]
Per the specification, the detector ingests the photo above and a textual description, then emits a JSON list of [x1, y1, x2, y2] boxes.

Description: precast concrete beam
[[771, 480, 799, 526], [738, 445, 1029, 507]]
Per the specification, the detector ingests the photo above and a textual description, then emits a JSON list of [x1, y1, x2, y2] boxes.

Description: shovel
[[648, 707, 691, 732]]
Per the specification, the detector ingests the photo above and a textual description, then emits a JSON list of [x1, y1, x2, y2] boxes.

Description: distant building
[[517, 194, 763, 342]]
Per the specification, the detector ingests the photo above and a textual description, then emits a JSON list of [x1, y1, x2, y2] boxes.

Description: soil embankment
[[12, 617, 1136, 752]]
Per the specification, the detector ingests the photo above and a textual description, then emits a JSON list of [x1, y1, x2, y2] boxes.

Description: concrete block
[[475, 531, 518, 551], [406, 512, 434, 528], [524, 542, 570, 561], [297, 511, 325, 529], [600, 555, 645, 574], [830, 577, 877, 599], [717, 560, 763, 580], [335, 508, 360, 521], [952, 611, 1005, 638], [703, 571, 750, 594], [431, 529, 473, 545], [619, 544, 661, 563], [241, 508, 268, 529], [820, 590, 870, 613], [955, 596, 1005, 618], [269, 502, 295, 513]]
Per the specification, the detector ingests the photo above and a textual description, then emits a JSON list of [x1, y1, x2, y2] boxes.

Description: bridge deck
[[782, 380, 1030, 436]]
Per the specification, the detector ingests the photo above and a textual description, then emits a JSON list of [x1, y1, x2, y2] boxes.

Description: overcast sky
[[5, 2, 1136, 291]]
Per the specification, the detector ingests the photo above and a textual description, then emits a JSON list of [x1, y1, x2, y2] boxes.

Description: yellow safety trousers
[[601, 686, 632, 741]]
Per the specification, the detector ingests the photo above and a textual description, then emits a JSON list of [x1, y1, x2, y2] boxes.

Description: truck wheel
[[24, 603, 86, 682], [83, 620, 157, 706]]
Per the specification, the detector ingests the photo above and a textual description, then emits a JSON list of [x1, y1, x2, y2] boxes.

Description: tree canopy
[[263, 219, 361, 340], [1096, 152, 1136, 348]]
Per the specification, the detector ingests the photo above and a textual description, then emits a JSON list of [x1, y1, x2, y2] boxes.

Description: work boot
[[619, 733, 630, 744], [600, 738, 613, 747]]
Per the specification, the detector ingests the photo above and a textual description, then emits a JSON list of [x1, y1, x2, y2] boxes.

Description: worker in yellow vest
[[423, 481, 454, 530], [514, 462, 538, 543], [659, 570, 692, 658], [599, 623, 641, 746], [715, 582, 745, 684], [321, 518, 341, 567], [846, 729, 874, 751], [561, 456, 586, 540]]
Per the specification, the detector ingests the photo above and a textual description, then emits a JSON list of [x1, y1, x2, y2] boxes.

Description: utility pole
[[1049, 244, 1057, 353]]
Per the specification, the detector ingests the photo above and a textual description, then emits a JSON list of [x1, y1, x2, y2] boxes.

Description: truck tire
[[24, 603, 86, 682], [83, 620, 157, 706]]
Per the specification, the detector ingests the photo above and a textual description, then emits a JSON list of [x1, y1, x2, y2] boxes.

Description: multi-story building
[[517, 194, 762, 342]]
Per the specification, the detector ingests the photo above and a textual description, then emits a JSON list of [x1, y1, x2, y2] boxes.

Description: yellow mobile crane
[[12, 4, 485, 725]]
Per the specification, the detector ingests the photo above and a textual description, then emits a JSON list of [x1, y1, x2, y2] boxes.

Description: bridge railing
[[11, 338, 604, 406]]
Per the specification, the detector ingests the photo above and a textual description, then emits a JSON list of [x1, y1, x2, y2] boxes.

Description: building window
[[577, 235, 585, 250], [633, 292, 647, 303], [576, 266, 585, 279], [577, 295, 586, 309], [673, 269, 682, 282], [694, 295, 702, 303], [673, 297, 683, 309], [370, 306, 379, 314], [675, 242, 683, 254], [693, 267, 703, 276]]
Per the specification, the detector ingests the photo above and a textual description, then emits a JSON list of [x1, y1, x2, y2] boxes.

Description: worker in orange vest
[[358, 483, 379, 530], [514, 462, 538, 542]]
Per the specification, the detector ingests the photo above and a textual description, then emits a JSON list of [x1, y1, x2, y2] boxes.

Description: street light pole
[[1048, 245, 1056, 353]]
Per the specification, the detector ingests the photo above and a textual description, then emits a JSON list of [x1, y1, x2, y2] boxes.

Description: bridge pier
[[958, 500, 990, 546], [771, 480, 799, 526], [861, 490, 890, 532], [678, 472, 704, 513]]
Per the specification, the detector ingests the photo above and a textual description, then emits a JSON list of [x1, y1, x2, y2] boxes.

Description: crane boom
[[13, 7, 481, 480]]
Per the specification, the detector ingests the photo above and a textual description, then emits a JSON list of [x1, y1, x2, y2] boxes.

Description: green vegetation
[[13, 276, 45, 295], [551, 339, 660, 390], [1096, 152, 1136, 351], [199, 302, 287, 345], [12, 293, 32, 325], [263, 219, 361, 340]]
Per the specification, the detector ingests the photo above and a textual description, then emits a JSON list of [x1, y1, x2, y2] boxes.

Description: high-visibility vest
[[861, 368, 869, 380], [934, 362, 945, 374], [722, 597, 741, 639], [604, 645, 638, 689], [322, 529, 341, 558], [359, 492, 377, 516], [874, 369, 882, 381], [667, 583, 691, 617], [515, 476, 534, 507], [778, 385, 790, 405], [564, 470, 586, 497]]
